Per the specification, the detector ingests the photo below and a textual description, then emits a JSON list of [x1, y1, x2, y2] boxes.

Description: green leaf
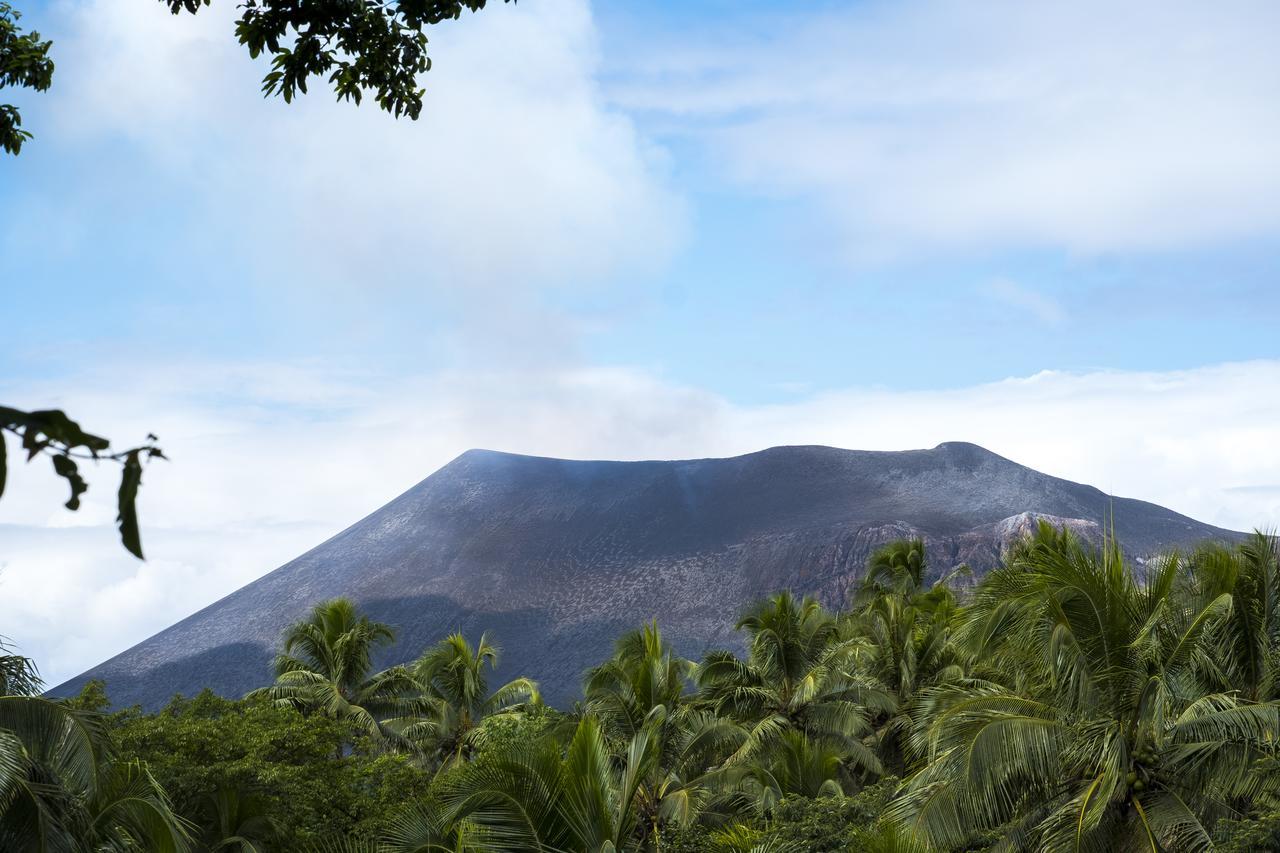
[[117, 450, 144, 559], [21, 425, 48, 460], [51, 452, 88, 510], [26, 408, 110, 452]]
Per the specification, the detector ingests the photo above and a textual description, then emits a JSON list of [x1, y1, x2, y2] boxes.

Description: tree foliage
[[0, 635, 42, 697], [0, 0, 51, 154], [112, 689, 433, 849], [0, 406, 164, 558], [5, 526, 1280, 850], [698, 591, 890, 776], [390, 631, 539, 772], [0, 683, 191, 850], [0, 0, 509, 154], [892, 523, 1280, 851], [248, 597, 417, 746]]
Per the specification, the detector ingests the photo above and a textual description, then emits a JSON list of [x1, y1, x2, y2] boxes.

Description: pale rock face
[[52, 442, 1237, 708]]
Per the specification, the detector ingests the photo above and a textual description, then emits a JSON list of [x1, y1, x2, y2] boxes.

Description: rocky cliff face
[[52, 442, 1237, 708]]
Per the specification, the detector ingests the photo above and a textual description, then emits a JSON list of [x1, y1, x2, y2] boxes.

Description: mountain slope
[[52, 442, 1238, 708]]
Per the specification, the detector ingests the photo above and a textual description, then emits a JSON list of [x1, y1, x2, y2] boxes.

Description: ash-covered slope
[[53, 442, 1237, 708]]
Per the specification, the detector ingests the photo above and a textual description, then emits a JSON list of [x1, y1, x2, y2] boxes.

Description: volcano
[[53, 442, 1238, 708]]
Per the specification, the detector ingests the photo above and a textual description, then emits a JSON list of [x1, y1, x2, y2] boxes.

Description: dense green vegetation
[[4, 523, 1279, 850]]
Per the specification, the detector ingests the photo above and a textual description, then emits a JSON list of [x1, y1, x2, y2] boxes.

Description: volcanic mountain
[[53, 443, 1238, 708]]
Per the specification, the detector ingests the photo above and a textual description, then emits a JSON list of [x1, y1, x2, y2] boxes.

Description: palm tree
[[845, 541, 968, 775], [697, 591, 889, 775], [0, 636, 42, 697], [892, 524, 1280, 851], [855, 539, 930, 606], [391, 632, 538, 771], [378, 801, 475, 853], [727, 729, 846, 816], [193, 785, 279, 852], [438, 714, 660, 852], [1183, 531, 1280, 702], [584, 622, 747, 844], [84, 760, 193, 851], [249, 598, 416, 745], [584, 621, 695, 739], [701, 824, 804, 852], [0, 694, 192, 851]]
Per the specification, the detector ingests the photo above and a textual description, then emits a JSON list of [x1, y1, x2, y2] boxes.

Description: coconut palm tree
[[376, 700, 726, 852], [892, 524, 1280, 852], [629, 707, 749, 847], [1183, 531, 1280, 702], [437, 714, 655, 852], [584, 621, 696, 739], [581, 622, 748, 845], [844, 541, 969, 775], [0, 693, 192, 851], [700, 824, 804, 853], [84, 760, 193, 851], [0, 637, 41, 697], [855, 539, 930, 606], [727, 729, 846, 816], [249, 598, 417, 744], [697, 591, 890, 775], [193, 785, 279, 852], [390, 632, 538, 771]]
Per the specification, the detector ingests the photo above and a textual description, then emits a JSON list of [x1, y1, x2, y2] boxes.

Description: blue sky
[[2, 0, 1280, 682], [4, 0, 1280, 399]]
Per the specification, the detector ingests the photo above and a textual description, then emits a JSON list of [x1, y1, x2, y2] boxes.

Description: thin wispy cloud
[[983, 280, 1066, 326], [610, 0, 1280, 259]]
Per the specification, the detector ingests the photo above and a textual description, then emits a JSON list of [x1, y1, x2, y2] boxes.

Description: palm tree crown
[[584, 621, 695, 739], [394, 632, 539, 770], [893, 524, 1280, 851], [249, 597, 415, 742], [698, 591, 889, 775]]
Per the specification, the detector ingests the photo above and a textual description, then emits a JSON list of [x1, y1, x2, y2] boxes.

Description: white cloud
[[21, 0, 684, 294], [610, 0, 1280, 257], [4, 358, 1280, 685]]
